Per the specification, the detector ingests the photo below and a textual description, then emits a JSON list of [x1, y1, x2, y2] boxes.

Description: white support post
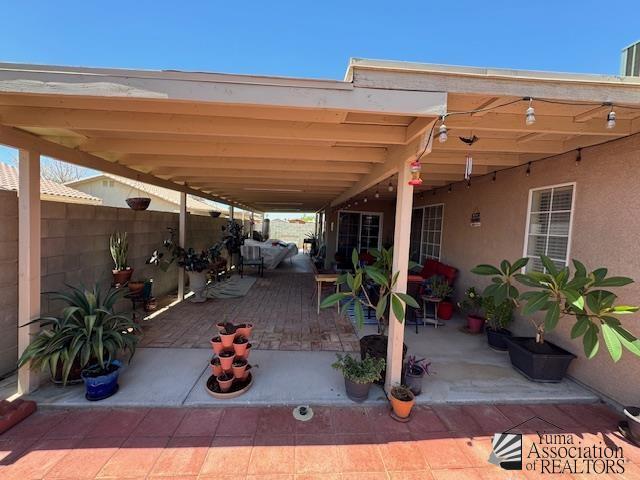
[[385, 160, 415, 391], [17, 149, 41, 394], [177, 192, 186, 301], [230, 206, 235, 221]]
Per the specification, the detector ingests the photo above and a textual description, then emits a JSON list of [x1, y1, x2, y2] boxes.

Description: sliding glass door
[[337, 211, 382, 262], [409, 204, 444, 263]]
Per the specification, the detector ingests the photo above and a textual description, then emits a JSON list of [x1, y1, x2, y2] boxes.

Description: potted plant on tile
[[110, 231, 133, 286], [484, 296, 515, 351], [17, 285, 141, 399], [472, 256, 640, 382], [321, 247, 419, 384], [331, 353, 386, 402], [403, 356, 432, 395], [389, 384, 416, 421], [458, 287, 485, 333]]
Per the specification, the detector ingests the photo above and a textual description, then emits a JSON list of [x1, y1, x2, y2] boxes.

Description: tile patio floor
[[139, 255, 360, 352], [1, 403, 638, 479]]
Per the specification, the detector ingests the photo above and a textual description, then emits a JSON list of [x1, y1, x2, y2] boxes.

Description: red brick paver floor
[[0, 403, 637, 479], [139, 256, 360, 352]]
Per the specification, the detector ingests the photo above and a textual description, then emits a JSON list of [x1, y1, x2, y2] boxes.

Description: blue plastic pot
[[81, 360, 122, 401]]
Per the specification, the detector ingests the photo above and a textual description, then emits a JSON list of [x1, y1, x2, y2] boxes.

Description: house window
[[524, 183, 575, 273], [410, 204, 444, 263]]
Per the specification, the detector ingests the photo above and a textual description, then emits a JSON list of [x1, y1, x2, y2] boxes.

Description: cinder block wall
[[0, 195, 229, 376]]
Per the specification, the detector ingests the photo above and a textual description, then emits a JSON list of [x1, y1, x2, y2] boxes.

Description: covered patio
[[1, 58, 639, 408]]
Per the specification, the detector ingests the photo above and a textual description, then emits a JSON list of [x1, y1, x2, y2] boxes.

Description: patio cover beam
[[0, 125, 260, 212]]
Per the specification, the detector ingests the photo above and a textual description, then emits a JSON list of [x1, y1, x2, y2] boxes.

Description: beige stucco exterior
[[411, 133, 640, 406]]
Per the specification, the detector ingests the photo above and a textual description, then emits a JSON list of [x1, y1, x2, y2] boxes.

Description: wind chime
[[459, 134, 479, 187]]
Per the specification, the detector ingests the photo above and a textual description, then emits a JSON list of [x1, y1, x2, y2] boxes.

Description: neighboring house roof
[[67, 173, 225, 214], [0, 163, 102, 204]]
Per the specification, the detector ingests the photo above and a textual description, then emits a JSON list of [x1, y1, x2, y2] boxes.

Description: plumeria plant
[[471, 255, 640, 362], [320, 247, 419, 334]]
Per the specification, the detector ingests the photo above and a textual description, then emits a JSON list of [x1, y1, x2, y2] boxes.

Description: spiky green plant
[[17, 284, 142, 384], [110, 231, 129, 271]]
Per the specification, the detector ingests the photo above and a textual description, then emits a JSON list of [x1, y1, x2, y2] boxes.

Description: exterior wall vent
[[621, 40, 640, 77]]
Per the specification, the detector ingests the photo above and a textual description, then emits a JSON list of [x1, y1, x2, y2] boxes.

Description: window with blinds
[[524, 184, 575, 273]]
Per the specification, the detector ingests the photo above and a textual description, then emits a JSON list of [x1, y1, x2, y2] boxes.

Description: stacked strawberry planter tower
[[207, 322, 254, 398]]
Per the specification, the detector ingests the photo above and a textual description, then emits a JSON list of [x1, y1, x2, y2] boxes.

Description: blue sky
[[1, 1, 638, 215]]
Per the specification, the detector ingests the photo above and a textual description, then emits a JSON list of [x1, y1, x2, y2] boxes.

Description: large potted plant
[[484, 296, 515, 351], [458, 287, 485, 333], [110, 231, 133, 286], [18, 285, 141, 399], [472, 256, 640, 382], [222, 220, 245, 268], [331, 353, 385, 402], [321, 247, 419, 382]]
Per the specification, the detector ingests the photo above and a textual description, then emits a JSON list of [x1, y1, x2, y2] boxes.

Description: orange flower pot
[[210, 337, 223, 355], [390, 389, 415, 420], [233, 337, 249, 357], [217, 373, 234, 393], [219, 350, 235, 371], [215, 322, 226, 332], [210, 357, 223, 377], [220, 331, 236, 348], [232, 359, 248, 379], [236, 323, 254, 338]]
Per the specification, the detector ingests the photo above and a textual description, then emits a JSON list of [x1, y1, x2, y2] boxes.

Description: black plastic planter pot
[[360, 334, 407, 385], [486, 328, 513, 352], [505, 337, 576, 383], [344, 378, 372, 402], [624, 407, 640, 443], [404, 371, 424, 396]]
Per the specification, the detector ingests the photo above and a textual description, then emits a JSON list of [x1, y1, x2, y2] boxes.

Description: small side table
[[420, 295, 444, 330], [315, 273, 340, 315]]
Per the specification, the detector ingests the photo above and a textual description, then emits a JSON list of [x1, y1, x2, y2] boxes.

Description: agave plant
[[471, 255, 640, 362], [320, 247, 419, 333], [17, 284, 142, 384]]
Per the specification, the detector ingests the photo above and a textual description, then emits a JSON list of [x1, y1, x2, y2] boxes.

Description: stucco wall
[[413, 133, 640, 405], [0, 194, 229, 376]]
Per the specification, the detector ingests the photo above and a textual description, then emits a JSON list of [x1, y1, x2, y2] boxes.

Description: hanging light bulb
[[438, 117, 448, 143], [576, 148, 582, 166], [354, 200, 359, 206], [492, 171, 497, 182], [606, 108, 617, 129], [388, 181, 394, 193], [448, 184, 452, 193], [466, 179, 471, 189], [526, 162, 532, 176], [525, 97, 536, 125], [363, 197, 368, 203], [374, 190, 380, 199]]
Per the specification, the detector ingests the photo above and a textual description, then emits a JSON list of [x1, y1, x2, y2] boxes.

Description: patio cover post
[[230, 206, 234, 221], [385, 161, 414, 390], [17, 149, 41, 394], [177, 191, 186, 301]]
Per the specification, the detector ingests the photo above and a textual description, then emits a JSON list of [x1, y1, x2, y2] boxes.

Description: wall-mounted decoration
[[470, 208, 481, 227]]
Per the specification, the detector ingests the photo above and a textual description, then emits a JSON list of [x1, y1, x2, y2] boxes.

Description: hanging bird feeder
[[408, 160, 423, 186]]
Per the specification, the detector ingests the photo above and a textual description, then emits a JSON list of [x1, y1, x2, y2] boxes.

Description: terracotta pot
[[390, 389, 416, 419], [232, 359, 248, 379], [210, 337, 223, 355], [220, 331, 236, 348], [236, 323, 254, 338], [219, 350, 235, 371], [215, 322, 227, 333], [241, 343, 252, 361], [467, 314, 486, 333], [437, 301, 454, 320], [210, 358, 223, 377], [233, 338, 249, 357], [128, 281, 145, 295], [217, 373, 234, 393], [112, 268, 133, 287]]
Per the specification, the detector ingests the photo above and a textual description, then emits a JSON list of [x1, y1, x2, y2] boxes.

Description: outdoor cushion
[[437, 263, 458, 285], [408, 274, 424, 283], [420, 258, 439, 279]]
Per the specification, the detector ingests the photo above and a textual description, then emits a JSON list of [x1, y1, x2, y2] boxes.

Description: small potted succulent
[[210, 336, 223, 354], [331, 353, 386, 402], [232, 358, 248, 379], [219, 350, 235, 371], [403, 356, 432, 395], [220, 324, 236, 348], [389, 384, 416, 421], [236, 323, 254, 338], [426, 277, 454, 320], [210, 356, 223, 377], [110, 232, 133, 286], [458, 287, 485, 333]]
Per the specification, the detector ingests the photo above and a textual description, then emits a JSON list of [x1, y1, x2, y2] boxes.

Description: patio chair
[[239, 245, 264, 278]]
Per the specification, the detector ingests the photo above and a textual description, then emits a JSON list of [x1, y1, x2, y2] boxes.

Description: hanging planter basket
[[209, 211, 222, 218], [126, 197, 151, 211]]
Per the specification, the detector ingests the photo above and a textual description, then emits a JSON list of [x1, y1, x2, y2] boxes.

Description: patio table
[[314, 273, 340, 314]]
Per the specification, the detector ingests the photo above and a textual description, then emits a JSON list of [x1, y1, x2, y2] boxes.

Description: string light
[[492, 171, 497, 182], [466, 179, 471, 188], [388, 181, 394, 193], [448, 184, 452, 193], [576, 148, 582, 166], [438, 116, 448, 143], [432, 189, 437, 196], [606, 107, 617, 129], [374, 184, 380, 199], [525, 97, 536, 125], [354, 200, 358, 206], [526, 162, 532, 176], [363, 197, 367, 203]]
